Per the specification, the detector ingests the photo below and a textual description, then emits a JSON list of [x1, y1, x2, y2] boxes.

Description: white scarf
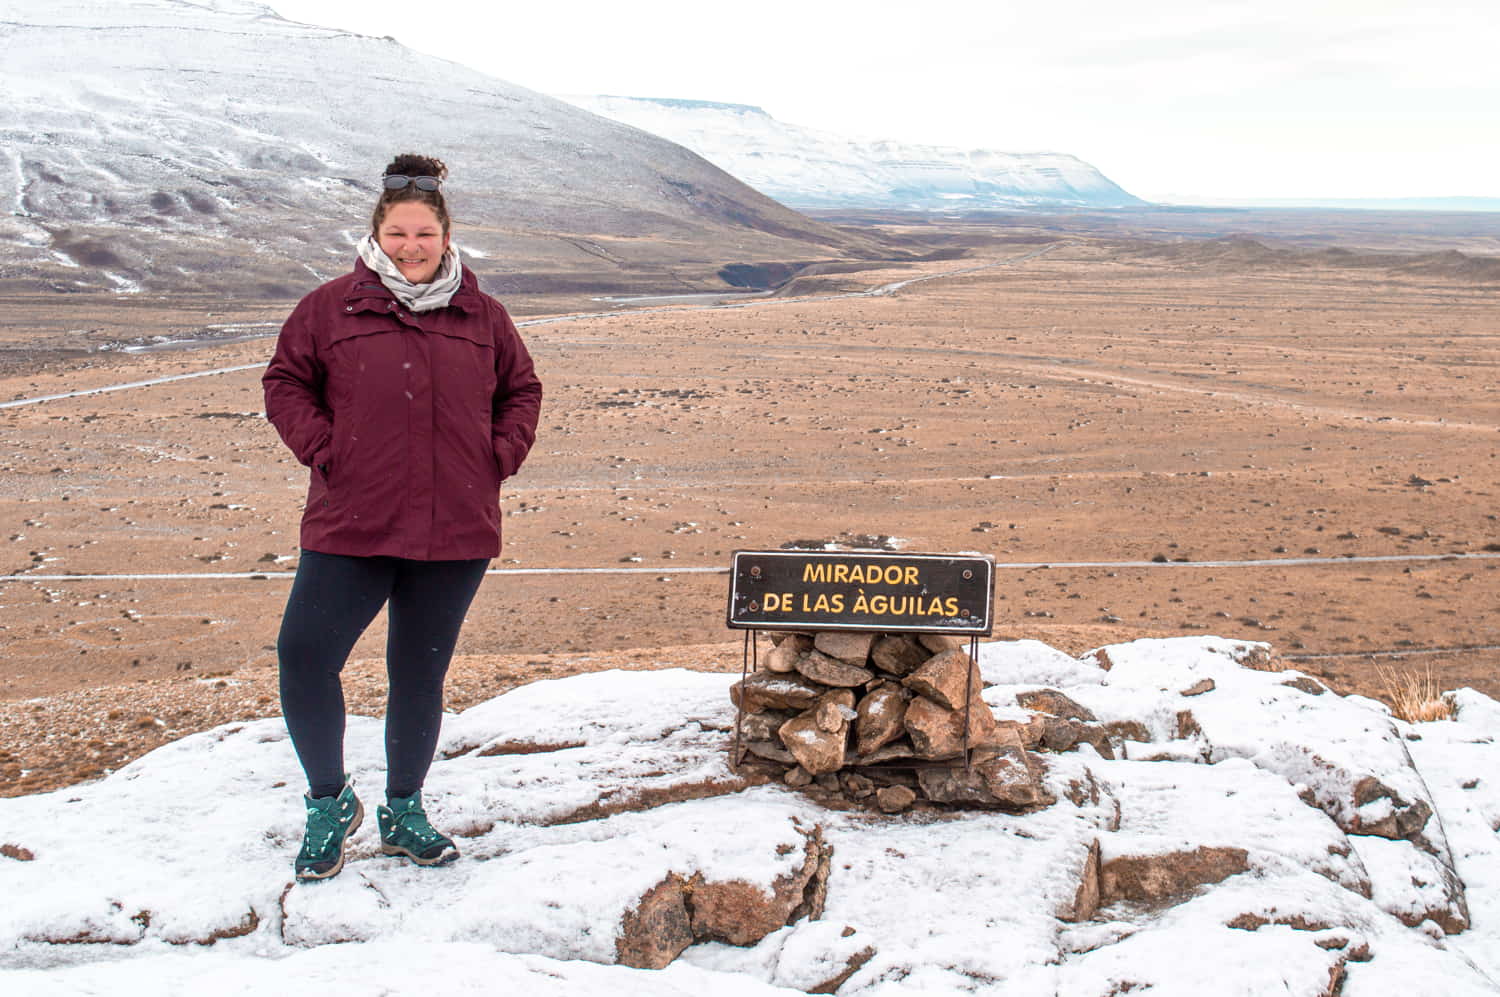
[[357, 234, 464, 312]]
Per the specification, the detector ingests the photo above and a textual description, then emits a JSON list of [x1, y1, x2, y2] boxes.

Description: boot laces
[[391, 804, 442, 844], [304, 799, 349, 851]]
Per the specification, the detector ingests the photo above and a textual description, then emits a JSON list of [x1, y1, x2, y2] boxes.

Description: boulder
[[1001, 715, 1048, 749], [743, 740, 796, 765], [916, 739, 1054, 810], [796, 649, 875, 688], [905, 694, 998, 760], [1040, 717, 1116, 759], [780, 693, 854, 775], [739, 709, 794, 743], [1349, 775, 1433, 840], [870, 634, 929, 676], [853, 740, 917, 765], [1103, 719, 1152, 743], [1351, 835, 1470, 935], [1056, 838, 1102, 923], [1099, 846, 1250, 905], [840, 772, 876, 799], [763, 638, 808, 673], [918, 633, 966, 654], [814, 630, 878, 664], [902, 647, 982, 711], [875, 785, 917, 813], [854, 685, 909, 755], [731, 671, 824, 713], [615, 876, 693, 969], [689, 825, 832, 945], [1016, 688, 1097, 722]]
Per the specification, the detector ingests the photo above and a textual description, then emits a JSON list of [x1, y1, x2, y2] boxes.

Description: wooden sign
[[726, 550, 994, 635]]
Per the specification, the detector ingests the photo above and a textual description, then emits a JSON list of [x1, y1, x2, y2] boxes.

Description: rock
[[904, 694, 998, 760], [744, 740, 796, 765], [739, 709, 795, 743], [785, 766, 814, 788], [1175, 710, 1203, 739], [814, 630, 878, 664], [616, 825, 834, 964], [796, 649, 875, 687], [1099, 846, 1250, 905], [809, 945, 877, 994], [1281, 675, 1327, 695], [870, 634, 929, 676], [731, 671, 824, 713], [763, 638, 806, 673], [902, 647, 982, 711], [769, 631, 813, 647], [1228, 644, 1277, 671], [690, 824, 832, 946], [1350, 776, 1433, 840], [1004, 714, 1048, 748], [1180, 678, 1216, 697], [916, 740, 1054, 810], [1103, 719, 1152, 743], [1091, 648, 1117, 671], [815, 698, 854, 734], [1039, 717, 1116, 759], [1056, 838, 1102, 922], [918, 633, 966, 654], [1015, 688, 1097, 721], [875, 785, 917, 813], [780, 695, 852, 775], [1227, 911, 1336, 932], [841, 772, 876, 798], [853, 740, 917, 765], [616, 875, 692, 969], [855, 685, 909, 755], [1351, 835, 1469, 935]]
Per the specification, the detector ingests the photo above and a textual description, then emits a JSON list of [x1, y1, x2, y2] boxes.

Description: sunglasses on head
[[382, 175, 441, 191]]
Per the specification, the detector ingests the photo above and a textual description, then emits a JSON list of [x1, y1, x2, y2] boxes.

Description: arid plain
[[2, 215, 1497, 795]]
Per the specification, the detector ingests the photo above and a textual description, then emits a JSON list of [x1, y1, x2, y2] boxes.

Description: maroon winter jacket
[[263, 259, 542, 560]]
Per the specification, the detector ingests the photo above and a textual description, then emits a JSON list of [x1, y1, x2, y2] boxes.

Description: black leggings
[[277, 550, 489, 799]]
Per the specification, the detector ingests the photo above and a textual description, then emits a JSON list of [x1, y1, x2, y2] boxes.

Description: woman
[[263, 153, 542, 882]]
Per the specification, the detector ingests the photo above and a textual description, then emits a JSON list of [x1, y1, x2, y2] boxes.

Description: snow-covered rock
[[3, 640, 1499, 995]]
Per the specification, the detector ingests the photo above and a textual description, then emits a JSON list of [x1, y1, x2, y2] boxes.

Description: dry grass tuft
[[1376, 661, 1454, 723]]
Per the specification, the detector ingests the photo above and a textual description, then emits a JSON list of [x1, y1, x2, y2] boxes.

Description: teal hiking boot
[[378, 791, 459, 866], [294, 781, 363, 882]]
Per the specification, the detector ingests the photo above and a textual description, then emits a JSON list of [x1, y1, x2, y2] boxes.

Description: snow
[[3, 640, 1499, 994], [560, 95, 1145, 211]]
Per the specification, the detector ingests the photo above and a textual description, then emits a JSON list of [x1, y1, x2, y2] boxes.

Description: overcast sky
[[268, 0, 1497, 204]]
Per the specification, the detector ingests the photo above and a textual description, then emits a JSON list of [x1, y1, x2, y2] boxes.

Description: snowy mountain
[[0, 1, 879, 297], [561, 96, 1146, 212]]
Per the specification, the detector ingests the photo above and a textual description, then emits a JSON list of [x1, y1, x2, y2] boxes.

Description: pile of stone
[[730, 630, 1103, 813]]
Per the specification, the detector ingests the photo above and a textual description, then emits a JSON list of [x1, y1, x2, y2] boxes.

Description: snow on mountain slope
[[0, 1, 876, 297], [562, 96, 1146, 212]]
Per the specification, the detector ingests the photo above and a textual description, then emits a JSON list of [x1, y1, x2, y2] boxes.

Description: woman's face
[[377, 201, 449, 284]]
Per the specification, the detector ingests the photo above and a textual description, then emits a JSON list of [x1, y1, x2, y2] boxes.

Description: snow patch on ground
[[2, 641, 1498, 994]]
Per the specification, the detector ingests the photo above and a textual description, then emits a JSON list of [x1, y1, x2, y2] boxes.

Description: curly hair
[[371, 153, 451, 236]]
